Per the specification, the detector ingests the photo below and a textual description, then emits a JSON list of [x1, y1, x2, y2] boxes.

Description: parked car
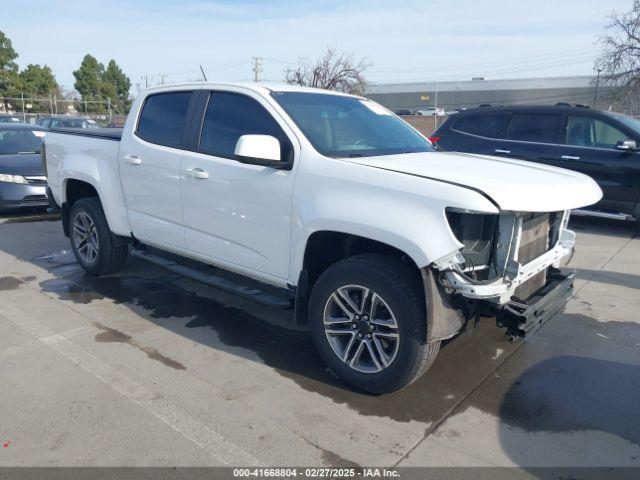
[[431, 104, 640, 221], [395, 109, 421, 116], [417, 107, 446, 117], [44, 84, 601, 393], [0, 114, 22, 123], [37, 116, 100, 129], [0, 123, 48, 212]]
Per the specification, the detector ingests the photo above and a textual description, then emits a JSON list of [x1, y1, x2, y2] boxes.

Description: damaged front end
[[431, 208, 575, 339]]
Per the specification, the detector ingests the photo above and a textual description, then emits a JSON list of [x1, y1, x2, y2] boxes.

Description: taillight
[[428, 135, 440, 144]]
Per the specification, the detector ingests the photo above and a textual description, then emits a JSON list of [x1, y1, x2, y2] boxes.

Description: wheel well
[[62, 179, 99, 237], [295, 231, 420, 325]]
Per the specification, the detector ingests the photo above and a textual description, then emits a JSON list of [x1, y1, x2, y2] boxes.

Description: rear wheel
[[69, 197, 128, 275], [308, 254, 440, 394]]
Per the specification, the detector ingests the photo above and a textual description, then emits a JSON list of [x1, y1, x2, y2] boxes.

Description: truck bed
[[49, 127, 123, 140]]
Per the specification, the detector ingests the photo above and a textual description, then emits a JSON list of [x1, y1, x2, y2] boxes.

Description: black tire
[[308, 254, 440, 394], [69, 197, 128, 275]]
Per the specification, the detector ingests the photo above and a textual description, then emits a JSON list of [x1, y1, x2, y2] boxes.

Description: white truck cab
[[44, 83, 602, 393]]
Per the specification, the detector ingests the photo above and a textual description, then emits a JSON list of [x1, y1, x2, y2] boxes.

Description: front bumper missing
[[441, 229, 575, 304], [495, 269, 574, 338]]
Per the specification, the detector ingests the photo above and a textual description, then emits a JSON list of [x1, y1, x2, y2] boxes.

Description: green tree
[[103, 59, 131, 113], [73, 54, 106, 113], [0, 30, 22, 111], [73, 55, 132, 114], [19, 64, 59, 112]]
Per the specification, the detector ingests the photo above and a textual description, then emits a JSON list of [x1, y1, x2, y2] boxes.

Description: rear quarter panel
[[46, 132, 131, 236]]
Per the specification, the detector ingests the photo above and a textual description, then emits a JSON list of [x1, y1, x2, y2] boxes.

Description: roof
[[366, 75, 598, 95], [141, 81, 361, 98], [0, 122, 47, 131]]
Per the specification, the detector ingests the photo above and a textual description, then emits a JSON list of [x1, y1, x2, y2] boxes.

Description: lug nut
[[357, 333, 363, 338], [352, 323, 357, 329], [367, 334, 372, 339]]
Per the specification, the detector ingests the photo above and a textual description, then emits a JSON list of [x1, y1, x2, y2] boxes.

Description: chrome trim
[[571, 209, 634, 221]]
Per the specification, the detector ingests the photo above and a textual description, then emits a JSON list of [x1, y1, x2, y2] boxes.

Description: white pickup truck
[[44, 83, 602, 393]]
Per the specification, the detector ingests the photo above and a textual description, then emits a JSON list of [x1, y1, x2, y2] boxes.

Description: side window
[[199, 92, 293, 162], [41, 119, 50, 128], [566, 116, 628, 149], [136, 91, 193, 148], [452, 114, 510, 138], [507, 113, 564, 144]]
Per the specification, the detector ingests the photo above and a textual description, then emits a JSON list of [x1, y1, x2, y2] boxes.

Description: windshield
[[272, 92, 433, 158], [0, 130, 43, 155], [609, 112, 640, 134]]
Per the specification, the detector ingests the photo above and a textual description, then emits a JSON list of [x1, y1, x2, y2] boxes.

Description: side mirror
[[616, 139, 637, 151], [234, 134, 285, 168]]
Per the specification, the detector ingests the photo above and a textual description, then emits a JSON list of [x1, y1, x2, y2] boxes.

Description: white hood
[[347, 151, 603, 212]]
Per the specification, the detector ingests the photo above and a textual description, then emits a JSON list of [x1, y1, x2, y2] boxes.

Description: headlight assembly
[[445, 208, 499, 279], [0, 174, 28, 184]]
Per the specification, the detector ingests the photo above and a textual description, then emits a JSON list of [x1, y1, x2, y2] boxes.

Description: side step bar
[[130, 248, 294, 309], [572, 209, 635, 221]]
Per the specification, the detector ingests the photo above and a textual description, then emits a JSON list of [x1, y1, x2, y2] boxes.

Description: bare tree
[[285, 46, 371, 96], [596, 1, 640, 113]]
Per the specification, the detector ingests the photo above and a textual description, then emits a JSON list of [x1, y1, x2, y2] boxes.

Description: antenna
[[199, 65, 208, 82]]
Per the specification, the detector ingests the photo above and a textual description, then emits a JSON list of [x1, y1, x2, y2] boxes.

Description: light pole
[[593, 68, 602, 108]]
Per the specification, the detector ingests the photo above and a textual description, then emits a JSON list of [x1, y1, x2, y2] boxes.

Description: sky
[[1, 0, 633, 93]]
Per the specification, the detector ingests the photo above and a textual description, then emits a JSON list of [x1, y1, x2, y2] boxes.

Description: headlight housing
[[445, 208, 499, 279], [0, 174, 28, 184]]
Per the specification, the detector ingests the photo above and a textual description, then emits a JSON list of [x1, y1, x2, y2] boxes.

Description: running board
[[130, 248, 294, 309], [572, 209, 635, 221]]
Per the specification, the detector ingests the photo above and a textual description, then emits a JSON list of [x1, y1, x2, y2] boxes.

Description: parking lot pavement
[[0, 212, 638, 468]]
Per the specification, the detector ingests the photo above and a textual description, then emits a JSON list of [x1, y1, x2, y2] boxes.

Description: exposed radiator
[[514, 213, 552, 300]]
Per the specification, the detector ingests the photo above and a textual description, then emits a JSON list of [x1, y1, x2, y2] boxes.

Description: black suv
[[432, 104, 640, 221]]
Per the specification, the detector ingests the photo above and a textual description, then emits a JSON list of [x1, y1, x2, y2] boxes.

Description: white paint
[[492, 348, 505, 360], [0, 302, 262, 466], [0, 326, 87, 361]]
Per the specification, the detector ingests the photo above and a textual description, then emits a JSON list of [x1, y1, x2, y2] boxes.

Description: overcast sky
[[1, 0, 632, 92]]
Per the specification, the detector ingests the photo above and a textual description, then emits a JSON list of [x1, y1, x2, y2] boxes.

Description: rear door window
[[136, 91, 193, 148], [565, 116, 628, 149], [452, 114, 510, 138], [199, 91, 292, 162], [507, 113, 564, 144]]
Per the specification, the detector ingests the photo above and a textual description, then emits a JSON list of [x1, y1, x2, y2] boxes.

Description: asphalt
[[0, 210, 638, 469]]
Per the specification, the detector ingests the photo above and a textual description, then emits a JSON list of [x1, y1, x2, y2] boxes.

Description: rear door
[[118, 90, 195, 249], [493, 112, 565, 162], [551, 115, 640, 214]]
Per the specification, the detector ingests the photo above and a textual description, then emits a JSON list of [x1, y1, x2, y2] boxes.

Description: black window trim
[[134, 90, 197, 150], [190, 89, 295, 170]]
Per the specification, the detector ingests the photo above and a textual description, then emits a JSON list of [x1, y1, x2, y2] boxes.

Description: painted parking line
[[0, 301, 263, 466], [0, 326, 87, 362]]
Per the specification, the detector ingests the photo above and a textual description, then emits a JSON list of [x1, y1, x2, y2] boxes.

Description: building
[[366, 75, 614, 112]]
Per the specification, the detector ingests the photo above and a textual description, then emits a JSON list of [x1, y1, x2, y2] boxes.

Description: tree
[[596, 1, 640, 113], [73, 54, 106, 113], [73, 55, 131, 114], [285, 46, 371, 95], [103, 60, 131, 113], [19, 64, 59, 112], [0, 30, 21, 111]]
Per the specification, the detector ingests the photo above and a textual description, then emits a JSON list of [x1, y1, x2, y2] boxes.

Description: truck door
[[118, 91, 194, 249], [180, 90, 297, 281]]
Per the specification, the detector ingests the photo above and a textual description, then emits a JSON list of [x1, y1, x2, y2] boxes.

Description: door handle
[[124, 155, 142, 165], [561, 155, 581, 160], [185, 167, 209, 180], [494, 149, 511, 154]]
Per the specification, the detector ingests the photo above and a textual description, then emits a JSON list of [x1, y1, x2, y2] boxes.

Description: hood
[[0, 154, 44, 177], [346, 151, 603, 212]]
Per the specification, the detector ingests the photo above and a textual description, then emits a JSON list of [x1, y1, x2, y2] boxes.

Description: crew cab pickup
[[44, 83, 602, 393]]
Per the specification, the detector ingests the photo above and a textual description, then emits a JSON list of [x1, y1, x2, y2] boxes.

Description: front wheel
[[308, 254, 440, 394], [69, 197, 128, 275]]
